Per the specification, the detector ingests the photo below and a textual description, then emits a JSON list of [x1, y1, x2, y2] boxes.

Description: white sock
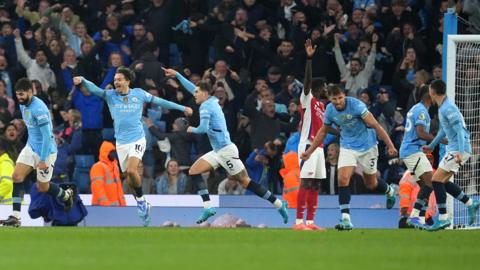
[[295, 219, 303, 225], [419, 216, 426, 225], [466, 198, 473, 206], [306, 220, 314, 225], [203, 200, 212, 209], [273, 199, 282, 209], [13, 211, 21, 219], [387, 185, 395, 196], [439, 214, 449, 221], [410, 209, 420, 217], [342, 213, 351, 221]]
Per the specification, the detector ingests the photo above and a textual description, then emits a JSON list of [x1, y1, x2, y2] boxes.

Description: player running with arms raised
[[163, 67, 289, 224], [73, 67, 192, 226]]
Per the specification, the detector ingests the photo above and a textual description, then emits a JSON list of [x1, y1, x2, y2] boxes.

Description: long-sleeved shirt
[[333, 46, 376, 97], [80, 77, 185, 144], [15, 39, 56, 88], [175, 72, 232, 151]]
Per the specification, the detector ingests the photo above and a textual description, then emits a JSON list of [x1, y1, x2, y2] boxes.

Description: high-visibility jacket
[[90, 141, 126, 206], [0, 153, 14, 204], [280, 152, 300, 208], [399, 170, 436, 219]]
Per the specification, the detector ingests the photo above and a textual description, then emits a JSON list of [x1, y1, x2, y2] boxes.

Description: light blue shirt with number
[[80, 77, 186, 145], [400, 102, 430, 159], [20, 96, 57, 160], [324, 97, 377, 152]]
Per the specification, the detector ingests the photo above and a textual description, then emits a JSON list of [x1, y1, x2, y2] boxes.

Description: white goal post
[[446, 34, 480, 228]]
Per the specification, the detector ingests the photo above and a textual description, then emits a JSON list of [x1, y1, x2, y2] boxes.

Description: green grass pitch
[[1, 228, 479, 270]]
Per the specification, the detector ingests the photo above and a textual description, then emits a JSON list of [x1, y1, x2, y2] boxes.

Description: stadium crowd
[[0, 0, 479, 203]]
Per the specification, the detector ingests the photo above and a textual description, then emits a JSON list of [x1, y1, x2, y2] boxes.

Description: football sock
[[133, 186, 144, 199], [411, 185, 432, 216], [375, 180, 391, 195], [47, 182, 67, 200], [246, 181, 282, 208], [12, 182, 24, 218], [306, 189, 318, 222], [192, 174, 211, 208], [339, 186, 351, 217], [432, 181, 448, 220], [445, 181, 472, 206], [296, 187, 307, 220]]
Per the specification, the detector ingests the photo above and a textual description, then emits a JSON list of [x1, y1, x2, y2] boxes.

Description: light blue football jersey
[[192, 96, 232, 151], [400, 102, 430, 159], [20, 96, 57, 159], [324, 96, 377, 152], [438, 97, 471, 153], [82, 78, 185, 145]]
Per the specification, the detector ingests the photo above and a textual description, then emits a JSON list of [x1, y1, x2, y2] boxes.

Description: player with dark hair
[[73, 67, 192, 226], [1, 78, 73, 227], [294, 40, 329, 231], [302, 84, 398, 230], [163, 67, 289, 224], [424, 79, 479, 231]]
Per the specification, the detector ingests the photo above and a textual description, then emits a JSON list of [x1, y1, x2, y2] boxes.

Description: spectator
[[370, 88, 396, 134], [14, 29, 56, 89], [3, 122, 23, 160], [405, 69, 430, 111], [333, 33, 378, 97], [146, 117, 194, 169], [393, 47, 419, 110], [0, 55, 14, 98], [0, 79, 14, 115], [90, 141, 126, 206], [244, 95, 298, 149], [155, 159, 188, 195], [218, 175, 246, 195], [130, 42, 164, 90]]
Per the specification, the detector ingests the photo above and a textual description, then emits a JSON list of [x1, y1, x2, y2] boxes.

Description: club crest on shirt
[[132, 97, 139, 103]]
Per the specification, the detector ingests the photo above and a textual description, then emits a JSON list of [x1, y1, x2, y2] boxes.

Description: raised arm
[[13, 29, 33, 69], [151, 96, 185, 112], [333, 33, 348, 78], [162, 68, 196, 95], [303, 39, 317, 96], [73, 76, 106, 99]]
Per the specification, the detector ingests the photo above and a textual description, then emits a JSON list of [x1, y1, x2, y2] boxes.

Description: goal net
[[446, 35, 480, 228]]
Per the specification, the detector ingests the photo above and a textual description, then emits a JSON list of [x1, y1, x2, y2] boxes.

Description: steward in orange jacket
[[90, 141, 126, 206], [280, 152, 300, 208]]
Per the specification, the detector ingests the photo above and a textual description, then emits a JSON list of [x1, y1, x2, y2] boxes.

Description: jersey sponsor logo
[[37, 114, 48, 120]]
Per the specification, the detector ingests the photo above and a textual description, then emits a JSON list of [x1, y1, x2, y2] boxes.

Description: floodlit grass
[[1, 228, 479, 270]]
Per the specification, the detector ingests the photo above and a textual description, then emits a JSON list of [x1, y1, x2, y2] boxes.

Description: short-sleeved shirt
[[300, 91, 325, 144], [438, 97, 471, 153], [400, 102, 430, 158], [103, 88, 154, 145], [324, 96, 377, 152], [20, 96, 57, 156]]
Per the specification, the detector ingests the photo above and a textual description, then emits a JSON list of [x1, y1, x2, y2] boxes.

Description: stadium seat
[[72, 155, 95, 193]]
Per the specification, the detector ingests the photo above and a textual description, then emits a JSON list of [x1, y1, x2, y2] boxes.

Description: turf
[[1, 228, 479, 270]]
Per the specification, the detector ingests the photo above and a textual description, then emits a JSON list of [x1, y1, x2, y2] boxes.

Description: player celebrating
[[423, 80, 479, 231], [294, 40, 329, 231], [73, 68, 192, 226], [1, 79, 73, 227], [163, 67, 289, 224], [399, 86, 437, 229], [301, 85, 398, 230]]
